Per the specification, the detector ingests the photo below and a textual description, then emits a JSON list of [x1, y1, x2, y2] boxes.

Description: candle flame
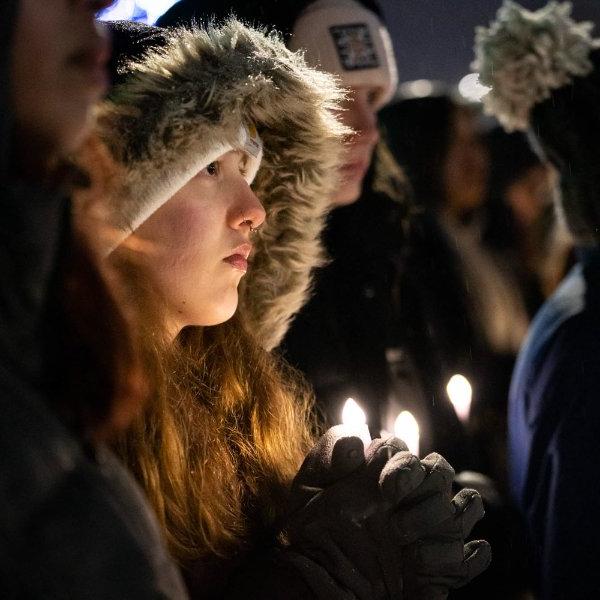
[[342, 398, 366, 427], [394, 410, 420, 456], [446, 374, 472, 424]]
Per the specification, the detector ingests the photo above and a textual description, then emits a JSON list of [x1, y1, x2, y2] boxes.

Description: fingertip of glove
[[365, 436, 408, 460], [453, 488, 484, 515], [421, 453, 455, 476], [419, 453, 456, 495], [331, 434, 366, 472], [449, 540, 492, 589], [465, 539, 492, 569], [379, 452, 426, 501], [293, 426, 365, 488]]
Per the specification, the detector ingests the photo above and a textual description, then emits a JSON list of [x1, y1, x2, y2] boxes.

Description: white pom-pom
[[472, 1, 598, 131]]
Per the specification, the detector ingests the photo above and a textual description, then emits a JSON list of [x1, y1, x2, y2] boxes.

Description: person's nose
[[351, 103, 380, 147], [230, 184, 266, 233]]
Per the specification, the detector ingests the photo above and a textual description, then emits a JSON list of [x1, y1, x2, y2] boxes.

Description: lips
[[340, 160, 369, 181], [223, 255, 249, 272], [223, 243, 253, 273]]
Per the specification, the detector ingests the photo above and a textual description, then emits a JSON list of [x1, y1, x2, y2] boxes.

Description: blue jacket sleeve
[[519, 317, 600, 599]]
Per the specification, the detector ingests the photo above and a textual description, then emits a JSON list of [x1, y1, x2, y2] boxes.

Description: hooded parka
[[76, 19, 349, 352]]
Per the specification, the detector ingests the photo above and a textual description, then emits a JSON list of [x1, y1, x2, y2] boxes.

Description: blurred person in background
[[475, 1, 600, 597], [1, 0, 186, 597], [379, 90, 531, 486], [483, 127, 571, 319], [380, 89, 535, 599]]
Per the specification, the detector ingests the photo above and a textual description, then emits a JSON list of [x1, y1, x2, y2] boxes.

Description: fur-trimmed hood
[[75, 19, 349, 350]]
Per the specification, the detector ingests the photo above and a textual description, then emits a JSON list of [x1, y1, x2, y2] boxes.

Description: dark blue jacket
[[509, 247, 600, 599]]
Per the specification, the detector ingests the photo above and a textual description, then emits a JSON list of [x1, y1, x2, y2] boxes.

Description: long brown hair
[[112, 249, 317, 564]]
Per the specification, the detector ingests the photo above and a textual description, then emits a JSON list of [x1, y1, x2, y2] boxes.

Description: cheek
[[136, 202, 225, 311], [12, 16, 93, 153], [146, 201, 214, 248], [12, 19, 51, 115]]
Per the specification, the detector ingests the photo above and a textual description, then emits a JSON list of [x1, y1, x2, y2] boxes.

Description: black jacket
[[283, 171, 473, 470], [0, 4, 186, 597]]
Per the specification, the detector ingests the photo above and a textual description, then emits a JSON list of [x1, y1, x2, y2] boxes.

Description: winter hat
[[473, 1, 600, 245], [77, 20, 263, 255], [288, 0, 397, 108], [158, 0, 398, 108], [75, 18, 349, 349], [473, 1, 599, 132]]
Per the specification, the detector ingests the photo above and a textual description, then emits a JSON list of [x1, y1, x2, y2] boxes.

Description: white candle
[[341, 398, 371, 449], [394, 410, 420, 456], [446, 374, 472, 425]]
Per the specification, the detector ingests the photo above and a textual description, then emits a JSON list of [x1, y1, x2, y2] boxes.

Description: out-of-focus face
[[442, 106, 489, 217], [111, 151, 266, 336], [11, 0, 111, 160], [507, 163, 557, 228], [332, 85, 381, 206]]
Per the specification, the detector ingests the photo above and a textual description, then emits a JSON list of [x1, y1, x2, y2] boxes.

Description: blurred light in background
[[458, 73, 490, 103], [98, 0, 179, 25], [446, 374, 473, 424], [398, 79, 435, 98]]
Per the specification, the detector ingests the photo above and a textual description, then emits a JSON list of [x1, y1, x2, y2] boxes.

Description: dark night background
[[103, 1, 600, 88], [378, 0, 600, 85]]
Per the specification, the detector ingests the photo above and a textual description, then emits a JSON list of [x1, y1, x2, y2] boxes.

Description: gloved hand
[[394, 454, 491, 599], [283, 426, 491, 600]]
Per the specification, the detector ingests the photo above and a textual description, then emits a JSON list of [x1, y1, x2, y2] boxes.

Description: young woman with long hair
[[75, 18, 491, 599]]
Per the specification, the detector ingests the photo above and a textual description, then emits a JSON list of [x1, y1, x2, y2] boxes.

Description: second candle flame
[[394, 410, 420, 457], [341, 398, 371, 449]]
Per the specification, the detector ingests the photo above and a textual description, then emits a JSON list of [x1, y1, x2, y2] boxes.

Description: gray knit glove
[[284, 426, 491, 600]]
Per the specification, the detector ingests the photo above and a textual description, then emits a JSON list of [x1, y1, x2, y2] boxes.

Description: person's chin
[[330, 180, 363, 207], [202, 294, 239, 326]]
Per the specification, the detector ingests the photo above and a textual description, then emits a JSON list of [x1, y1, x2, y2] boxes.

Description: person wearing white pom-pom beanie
[[474, 2, 600, 598]]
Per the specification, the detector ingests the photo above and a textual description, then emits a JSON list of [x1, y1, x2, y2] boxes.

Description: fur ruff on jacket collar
[[75, 19, 349, 351]]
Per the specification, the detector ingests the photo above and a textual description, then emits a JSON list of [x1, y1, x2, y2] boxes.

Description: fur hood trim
[[75, 19, 349, 350]]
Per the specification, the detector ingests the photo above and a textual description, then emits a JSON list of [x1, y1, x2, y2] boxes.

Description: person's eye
[[201, 161, 219, 177]]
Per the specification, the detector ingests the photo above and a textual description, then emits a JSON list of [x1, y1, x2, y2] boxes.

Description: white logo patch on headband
[[330, 23, 380, 71]]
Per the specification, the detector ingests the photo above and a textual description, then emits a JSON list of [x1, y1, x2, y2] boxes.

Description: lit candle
[[446, 374, 472, 425], [341, 398, 371, 449], [394, 411, 420, 456]]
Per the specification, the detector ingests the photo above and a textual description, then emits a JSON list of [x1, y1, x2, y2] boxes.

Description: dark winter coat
[[0, 4, 186, 597], [282, 164, 473, 470], [509, 247, 600, 599]]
